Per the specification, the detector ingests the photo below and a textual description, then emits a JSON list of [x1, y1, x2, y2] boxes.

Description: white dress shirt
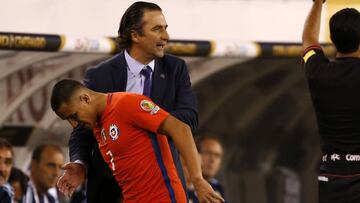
[[124, 50, 155, 94]]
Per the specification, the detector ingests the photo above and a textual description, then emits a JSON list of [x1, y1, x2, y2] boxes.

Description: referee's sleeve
[[303, 45, 323, 64], [302, 45, 329, 79]]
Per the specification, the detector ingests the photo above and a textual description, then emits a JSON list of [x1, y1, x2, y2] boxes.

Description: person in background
[[184, 136, 227, 203], [8, 167, 29, 203], [23, 144, 64, 203], [0, 138, 14, 203]]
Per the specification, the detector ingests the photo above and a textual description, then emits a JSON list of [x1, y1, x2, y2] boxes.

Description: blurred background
[[1, 0, 360, 202]]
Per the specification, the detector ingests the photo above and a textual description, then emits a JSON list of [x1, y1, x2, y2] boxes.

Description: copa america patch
[[101, 128, 107, 144], [109, 124, 119, 140], [140, 100, 160, 115]]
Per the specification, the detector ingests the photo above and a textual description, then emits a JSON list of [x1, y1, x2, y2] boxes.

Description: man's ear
[[131, 31, 140, 43], [79, 94, 90, 104]]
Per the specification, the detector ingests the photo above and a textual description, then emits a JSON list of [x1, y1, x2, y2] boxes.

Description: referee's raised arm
[[302, 0, 325, 50]]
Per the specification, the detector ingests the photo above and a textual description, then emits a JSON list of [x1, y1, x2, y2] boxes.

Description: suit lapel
[[151, 59, 167, 104], [110, 52, 128, 92]]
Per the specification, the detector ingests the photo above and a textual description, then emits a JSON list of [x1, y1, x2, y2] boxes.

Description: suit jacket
[[69, 51, 198, 203], [0, 183, 13, 203]]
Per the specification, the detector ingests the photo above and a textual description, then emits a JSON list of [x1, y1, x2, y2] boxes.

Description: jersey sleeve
[[118, 94, 170, 133], [302, 45, 329, 79]]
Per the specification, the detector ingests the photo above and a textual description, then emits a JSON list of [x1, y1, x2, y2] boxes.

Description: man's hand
[[193, 177, 225, 203], [57, 162, 86, 197]]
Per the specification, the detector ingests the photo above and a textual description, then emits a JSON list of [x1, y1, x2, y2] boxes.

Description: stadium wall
[[1, 0, 329, 42]]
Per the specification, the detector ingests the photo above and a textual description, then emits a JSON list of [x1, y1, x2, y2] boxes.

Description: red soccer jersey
[[93, 92, 186, 203]]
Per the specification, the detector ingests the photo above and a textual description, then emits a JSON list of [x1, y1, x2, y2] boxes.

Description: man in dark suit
[[57, 2, 198, 203]]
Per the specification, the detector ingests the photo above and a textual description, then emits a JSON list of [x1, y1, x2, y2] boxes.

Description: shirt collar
[[124, 50, 155, 75]]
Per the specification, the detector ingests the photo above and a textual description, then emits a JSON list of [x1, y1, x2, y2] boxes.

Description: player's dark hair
[[50, 79, 84, 113], [31, 144, 63, 162], [0, 138, 13, 156], [330, 8, 360, 54], [116, 1, 162, 49]]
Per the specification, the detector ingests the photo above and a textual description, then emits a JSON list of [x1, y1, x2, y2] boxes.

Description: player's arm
[[158, 116, 224, 203], [302, 0, 325, 50]]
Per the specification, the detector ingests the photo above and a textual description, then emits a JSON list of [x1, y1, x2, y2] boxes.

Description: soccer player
[[50, 79, 224, 203]]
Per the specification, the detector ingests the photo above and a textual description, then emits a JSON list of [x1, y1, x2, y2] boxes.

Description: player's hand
[[57, 162, 86, 197], [192, 177, 225, 203]]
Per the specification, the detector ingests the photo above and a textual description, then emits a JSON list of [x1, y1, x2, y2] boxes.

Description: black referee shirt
[[303, 45, 360, 153]]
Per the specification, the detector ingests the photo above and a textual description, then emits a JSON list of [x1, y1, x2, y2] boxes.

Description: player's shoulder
[[110, 93, 162, 119], [112, 92, 149, 105], [107, 93, 139, 115]]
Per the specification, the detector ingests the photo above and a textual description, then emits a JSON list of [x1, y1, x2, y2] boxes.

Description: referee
[[302, 0, 360, 202]]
